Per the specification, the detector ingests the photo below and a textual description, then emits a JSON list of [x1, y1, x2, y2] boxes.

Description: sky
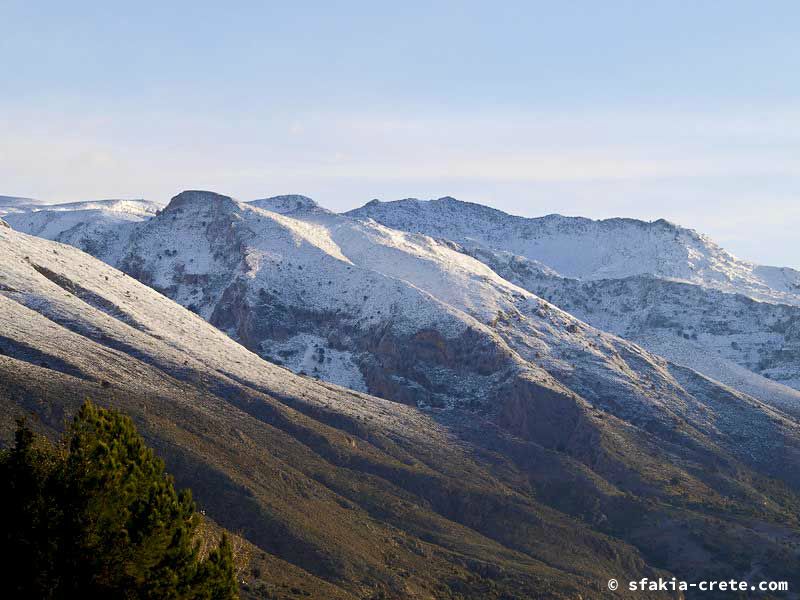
[[1, 1, 799, 267]]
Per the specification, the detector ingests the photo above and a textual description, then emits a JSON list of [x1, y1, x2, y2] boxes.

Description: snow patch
[[260, 333, 368, 392]]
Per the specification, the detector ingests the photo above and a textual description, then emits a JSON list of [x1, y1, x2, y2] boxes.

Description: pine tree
[[194, 533, 240, 600], [0, 401, 239, 599], [1, 424, 65, 598]]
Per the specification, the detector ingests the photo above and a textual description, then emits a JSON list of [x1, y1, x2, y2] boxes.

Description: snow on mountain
[[8, 189, 800, 489], [8, 211, 800, 594], [4, 199, 160, 264], [465, 247, 800, 411], [347, 196, 800, 408], [4, 223, 652, 598], [1, 196, 159, 217], [0, 195, 47, 215], [248, 194, 326, 215], [535, 273, 800, 391], [347, 197, 800, 306], [0, 221, 421, 435]]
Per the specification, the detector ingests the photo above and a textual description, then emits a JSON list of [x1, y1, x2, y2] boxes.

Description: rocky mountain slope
[[348, 197, 800, 306], [348, 197, 800, 409], [2, 224, 659, 599], [5, 191, 800, 595], [3, 198, 160, 260], [7, 190, 800, 476]]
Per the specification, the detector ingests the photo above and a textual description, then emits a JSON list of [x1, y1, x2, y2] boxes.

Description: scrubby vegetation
[[0, 400, 238, 599]]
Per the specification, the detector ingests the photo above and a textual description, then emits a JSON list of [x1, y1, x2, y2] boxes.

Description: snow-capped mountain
[[4, 223, 657, 597], [5, 199, 159, 261], [0, 194, 48, 215], [5, 196, 800, 592], [478, 255, 800, 408], [347, 197, 800, 305], [6, 189, 800, 480], [5, 191, 800, 589], [348, 197, 800, 406], [249, 194, 327, 215], [1, 196, 159, 217]]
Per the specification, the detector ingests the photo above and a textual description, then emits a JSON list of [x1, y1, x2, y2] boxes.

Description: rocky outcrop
[[495, 373, 586, 449], [161, 189, 241, 214]]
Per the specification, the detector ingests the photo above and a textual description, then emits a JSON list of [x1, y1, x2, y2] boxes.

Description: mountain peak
[[248, 194, 323, 215], [163, 190, 241, 213]]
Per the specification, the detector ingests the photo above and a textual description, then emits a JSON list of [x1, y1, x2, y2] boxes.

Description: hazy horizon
[[3, 1, 798, 268]]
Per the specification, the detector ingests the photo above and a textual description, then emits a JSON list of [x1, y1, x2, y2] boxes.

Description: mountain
[[2, 224, 655, 599], [1, 196, 159, 218], [4, 190, 800, 595], [249, 194, 327, 215], [0, 194, 47, 215], [5, 198, 160, 264], [347, 197, 800, 305], [476, 259, 800, 414], [347, 197, 800, 408]]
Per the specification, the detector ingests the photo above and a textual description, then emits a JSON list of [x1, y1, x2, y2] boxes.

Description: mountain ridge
[[4, 192, 800, 595], [347, 196, 800, 305], [347, 195, 800, 405]]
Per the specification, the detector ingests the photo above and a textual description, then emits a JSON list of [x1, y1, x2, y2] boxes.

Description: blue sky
[[2, 1, 799, 266]]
